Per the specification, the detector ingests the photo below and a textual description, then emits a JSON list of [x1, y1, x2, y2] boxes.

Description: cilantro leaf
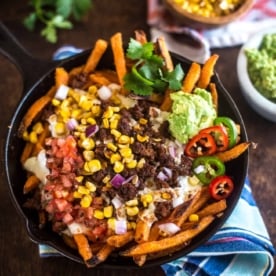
[[163, 64, 185, 90], [23, 0, 93, 43], [124, 73, 153, 96], [127, 39, 155, 60]]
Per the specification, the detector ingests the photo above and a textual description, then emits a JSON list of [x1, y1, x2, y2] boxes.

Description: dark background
[[0, 1, 275, 275]]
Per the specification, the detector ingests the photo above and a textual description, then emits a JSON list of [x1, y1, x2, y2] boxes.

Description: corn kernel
[[85, 181, 97, 192], [107, 142, 117, 152], [103, 206, 113, 218], [22, 131, 29, 141], [29, 131, 38, 144], [118, 135, 130, 144], [188, 175, 200, 186], [110, 106, 120, 112], [129, 221, 136, 230], [137, 134, 149, 142], [140, 194, 153, 207], [109, 119, 119, 129], [81, 194, 92, 208], [139, 118, 148, 125], [113, 161, 124, 173], [73, 191, 82, 198], [59, 108, 70, 119], [110, 129, 121, 138], [79, 98, 93, 111], [84, 159, 102, 173], [71, 109, 82, 119], [126, 206, 139, 216], [110, 153, 121, 164], [54, 122, 66, 135], [102, 175, 111, 184], [88, 85, 97, 94], [126, 159, 137, 169], [137, 158, 146, 169], [87, 117, 97, 125], [81, 137, 95, 150], [83, 150, 94, 161], [103, 108, 114, 119], [189, 214, 199, 222], [52, 98, 60, 106], [161, 192, 172, 200], [94, 209, 104, 219], [75, 176, 84, 183], [78, 186, 90, 195], [119, 147, 132, 158], [32, 122, 44, 134], [91, 105, 101, 116], [107, 218, 116, 230], [125, 199, 138, 206], [102, 118, 109, 128]]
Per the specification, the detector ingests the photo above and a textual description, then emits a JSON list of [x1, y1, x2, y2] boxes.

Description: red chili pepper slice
[[184, 132, 217, 158], [200, 125, 229, 152], [209, 175, 234, 200]]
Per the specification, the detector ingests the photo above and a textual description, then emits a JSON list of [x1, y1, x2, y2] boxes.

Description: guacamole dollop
[[245, 33, 276, 101], [168, 88, 217, 143]]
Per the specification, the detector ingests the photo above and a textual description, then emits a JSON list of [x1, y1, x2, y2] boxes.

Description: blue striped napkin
[[38, 48, 275, 275]]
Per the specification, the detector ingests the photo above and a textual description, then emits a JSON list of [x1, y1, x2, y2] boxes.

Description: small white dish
[[237, 27, 276, 123]]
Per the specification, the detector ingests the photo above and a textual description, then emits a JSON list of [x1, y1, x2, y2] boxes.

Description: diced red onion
[[163, 167, 172, 178], [85, 124, 99, 137], [157, 170, 168, 181], [110, 174, 125, 188], [115, 219, 127, 234], [98, 85, 112, 101], [55, 84, 69, 100], [168, 145, 176, 158], [111, 196, 123, 209], [67, 118, 79, 131], [158, 222, 180, 236], [122, 175, 134, 185]]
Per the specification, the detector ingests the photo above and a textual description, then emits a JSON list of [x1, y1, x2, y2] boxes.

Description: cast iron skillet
[[1, 22, 248, 269]]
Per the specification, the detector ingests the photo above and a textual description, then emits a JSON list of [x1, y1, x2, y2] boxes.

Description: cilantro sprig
[[124, 38, 185, 96], [23, 0, 93, 43]]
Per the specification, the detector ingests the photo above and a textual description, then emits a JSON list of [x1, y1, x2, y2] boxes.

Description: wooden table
[[0, 1, 275, 275]]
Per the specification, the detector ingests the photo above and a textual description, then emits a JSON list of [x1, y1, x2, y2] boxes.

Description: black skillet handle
[[0, 22, 58, 95]]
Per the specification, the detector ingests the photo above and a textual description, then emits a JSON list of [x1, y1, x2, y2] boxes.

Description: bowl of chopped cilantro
[[237, 27, 276, 123]]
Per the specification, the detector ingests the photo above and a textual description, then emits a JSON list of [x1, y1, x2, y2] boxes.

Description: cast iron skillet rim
[[3, 43, 248, 268]]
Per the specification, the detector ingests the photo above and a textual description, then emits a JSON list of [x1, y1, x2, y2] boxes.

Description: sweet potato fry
[[106, 231, 134, 247], [55, 67, 69, 86], [209, 82, 218, 110], [182, 62, 201, 93], [133, 255, 147, 267], [87, 244, 114, 267], [120, 216, 214, 257], [134, 29, 148, 44], [198, 54, 219, 89], [20, 142, 34, 164], [160, 89, 173, 111], [155, 36, 174, 72], [215, 142, 251, 162], [83, 39, 108, 73], [23, 174, 41, 194], [110, 32, 127, 91], [134, 219, 152, 243], [18, 95, 52, 136], [196, 199, 227, 218], [73, 233, 93, 261]]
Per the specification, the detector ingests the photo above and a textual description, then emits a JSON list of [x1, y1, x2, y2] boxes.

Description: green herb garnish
[[23, 0, 93, 43], [124, 38, 184, 96]]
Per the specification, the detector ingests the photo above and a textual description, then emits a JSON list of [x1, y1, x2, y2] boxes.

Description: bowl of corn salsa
[[163, 0, 254, 29]]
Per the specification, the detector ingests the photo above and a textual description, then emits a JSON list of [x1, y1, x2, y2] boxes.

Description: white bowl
[[237, 27, 276, 123]]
